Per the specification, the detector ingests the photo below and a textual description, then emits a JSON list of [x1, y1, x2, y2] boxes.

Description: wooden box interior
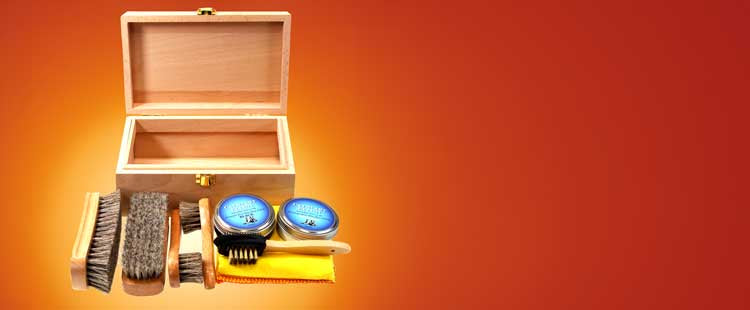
[[116, 12, 295, 204], [120, 117, 289, 171]]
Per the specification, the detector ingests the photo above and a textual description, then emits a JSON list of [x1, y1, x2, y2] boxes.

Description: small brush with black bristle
[[214, 234, 352, 265], [71, 190, 122, 293]]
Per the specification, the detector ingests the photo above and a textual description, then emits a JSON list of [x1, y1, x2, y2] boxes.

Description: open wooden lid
[[121, 11, 290, 115]]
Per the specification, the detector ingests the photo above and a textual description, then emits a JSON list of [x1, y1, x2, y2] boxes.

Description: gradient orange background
[[2, 0, 748, 309]]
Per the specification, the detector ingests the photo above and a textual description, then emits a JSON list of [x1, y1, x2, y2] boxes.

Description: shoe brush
[[214, 234, 351, 265], [70, 190, 122, 293], [121, 192, 169, 296], [167, 199, 216, 289]]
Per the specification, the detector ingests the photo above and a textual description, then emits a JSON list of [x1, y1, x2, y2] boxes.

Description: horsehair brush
[[121, 192, 169, 296], [179, 201, 201, 234], [168, 199, 216, 289], [71, 190, 122, 293]]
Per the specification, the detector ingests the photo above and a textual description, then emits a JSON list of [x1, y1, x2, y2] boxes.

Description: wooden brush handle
[[265, 240, 351, 255], [198, 198, 216, 289], [70, 192, 100, 291], [167, 208, 181, 288]]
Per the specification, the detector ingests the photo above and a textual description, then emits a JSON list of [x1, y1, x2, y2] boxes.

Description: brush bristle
[[179, 201, 201, 234], [121, 192, 168, 280], [86, 190, 122, 293], [226, 246, 260, 265], [178, 253, 204, 283], [214, 234, 267, 264]]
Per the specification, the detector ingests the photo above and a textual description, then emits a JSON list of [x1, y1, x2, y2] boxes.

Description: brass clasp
[[197, 7, 216, 15], [195, 174, 216, 187]]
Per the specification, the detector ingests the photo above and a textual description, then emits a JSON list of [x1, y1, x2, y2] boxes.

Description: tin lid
[[213, 194, 276, 237], [120, 11, 291, 116], [278, 198, 339, 240]]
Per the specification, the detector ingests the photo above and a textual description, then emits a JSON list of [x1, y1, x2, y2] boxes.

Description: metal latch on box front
[[196, 174, 216, 187], [197, 7, 216, 15]]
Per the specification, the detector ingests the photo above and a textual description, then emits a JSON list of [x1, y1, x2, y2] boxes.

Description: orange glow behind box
[[1, 0, 748, 309]]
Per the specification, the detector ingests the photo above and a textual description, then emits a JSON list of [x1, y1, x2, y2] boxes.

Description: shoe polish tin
[[277, 198, 339, 240], [213, 194, 276, 238]]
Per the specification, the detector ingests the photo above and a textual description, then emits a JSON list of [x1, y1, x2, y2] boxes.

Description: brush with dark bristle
[[215, 235, 266, 265], [178, 202, 203, 284], [71, 190, 122, 293], [179, 201, 201, 234], [214, 234, 352, 265], [168, 207, 204, 287], [178, 253, 203, 283], [121, 192, 168, 296], [168, 199, 216, 289]]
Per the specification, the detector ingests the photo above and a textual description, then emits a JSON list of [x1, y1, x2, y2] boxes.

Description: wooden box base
[[116, 116, 295, 206]]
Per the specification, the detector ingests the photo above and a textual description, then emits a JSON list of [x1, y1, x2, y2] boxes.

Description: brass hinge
[[197, 7, 216, 15], [195, 174, 216, 187]]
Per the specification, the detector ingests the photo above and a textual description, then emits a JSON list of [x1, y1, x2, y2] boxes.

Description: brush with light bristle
[[121, 192, 169, 296], [70, 190, 122, 293], [167, 199, 216, 289], [214, 235, 352, 265]]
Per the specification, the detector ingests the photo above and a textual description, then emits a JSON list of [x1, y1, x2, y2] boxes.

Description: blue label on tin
[[284, 198, 335, 231], [217, 195, 271, 230]]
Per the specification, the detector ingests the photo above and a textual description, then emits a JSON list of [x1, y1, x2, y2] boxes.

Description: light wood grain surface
[[265, 240, 352, 255], [167, 208, 181, 288], [121, 11, 291, 115], [198, 198, 216, 289], [117, 11, 296, 206], [116, 116, 295, 206], [70, 192, 100, 291]]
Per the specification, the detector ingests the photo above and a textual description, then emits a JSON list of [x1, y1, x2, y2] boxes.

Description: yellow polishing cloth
[[215, 206, 336, 284]]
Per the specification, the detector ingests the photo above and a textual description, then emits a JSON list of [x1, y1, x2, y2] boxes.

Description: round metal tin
[[213, 194, 276, 238], [277, 198, 339, 240]]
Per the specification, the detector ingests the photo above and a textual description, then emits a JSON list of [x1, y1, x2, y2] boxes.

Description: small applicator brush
[[214, 235, 351, 265], [167, 199, 216, 289], [179, 201, 202, 233], [121, 192, 169, 296], [71, 190, 122, 293], [178, 253, 203, 283]]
